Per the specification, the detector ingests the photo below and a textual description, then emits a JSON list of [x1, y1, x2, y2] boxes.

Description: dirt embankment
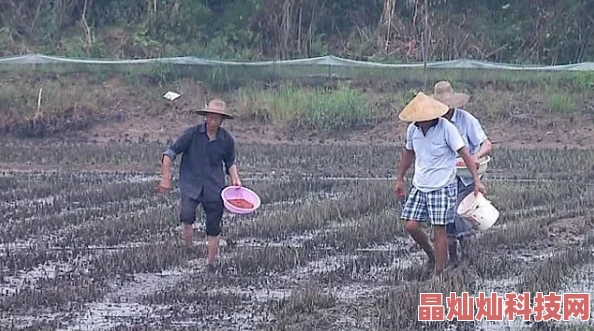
[[1, 73, 593, 149]]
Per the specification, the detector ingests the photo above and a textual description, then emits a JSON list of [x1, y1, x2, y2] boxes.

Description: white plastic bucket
[[456, 192, 499, 231]]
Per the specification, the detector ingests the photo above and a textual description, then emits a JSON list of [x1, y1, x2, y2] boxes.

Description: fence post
[[422, 0, 429, 92]]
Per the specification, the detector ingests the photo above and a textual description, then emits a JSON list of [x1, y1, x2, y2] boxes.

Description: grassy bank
[[0, 66, 592, 139]]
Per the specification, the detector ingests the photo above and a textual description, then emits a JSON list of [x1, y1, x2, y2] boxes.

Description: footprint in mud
[[547, 217, 590, 247]]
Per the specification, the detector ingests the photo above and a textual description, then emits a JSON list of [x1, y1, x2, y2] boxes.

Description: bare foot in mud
[[419, 259, 436, 281]]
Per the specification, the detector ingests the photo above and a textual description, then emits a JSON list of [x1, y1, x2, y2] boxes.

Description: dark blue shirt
[[163, 122, 236, 202]]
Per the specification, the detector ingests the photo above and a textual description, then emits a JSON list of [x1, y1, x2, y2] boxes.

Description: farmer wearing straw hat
[[394, 91, 486, 279], [157, 98, 242, 273], [431, 81, 493, 270]]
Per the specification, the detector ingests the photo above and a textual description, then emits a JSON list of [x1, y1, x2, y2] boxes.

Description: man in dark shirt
[[157, 98, 242, 272]]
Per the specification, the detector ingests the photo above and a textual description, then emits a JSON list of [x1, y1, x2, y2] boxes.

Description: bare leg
[[448, 237, 457, 260], [433, 226, 448, 274], [207, 235, 220, 265], [181, 223, 194, 247], [444, 236, 459, 272], [404, 220, 435, 277]]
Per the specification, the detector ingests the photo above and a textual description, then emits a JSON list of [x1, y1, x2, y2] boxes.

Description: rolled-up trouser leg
[[202, 199, 224, 237], [180, 195, 199, 225]]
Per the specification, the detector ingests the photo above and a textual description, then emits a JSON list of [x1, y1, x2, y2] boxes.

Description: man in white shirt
[[395, 92, 487, 279], [431, 81, 493, 270]]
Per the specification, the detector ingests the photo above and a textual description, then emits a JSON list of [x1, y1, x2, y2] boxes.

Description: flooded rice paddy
[[1, 141, 594, 330]]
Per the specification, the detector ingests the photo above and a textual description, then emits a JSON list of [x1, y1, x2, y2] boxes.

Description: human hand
[[394, 178, 405, 200], [473, 180, 487, 196], [232, 177, 242, 187], [156, 178, 171, 194]]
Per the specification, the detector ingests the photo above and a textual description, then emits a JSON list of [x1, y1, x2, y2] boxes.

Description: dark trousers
[[446, 178, 475, 239], [179, 193, 224, 237]]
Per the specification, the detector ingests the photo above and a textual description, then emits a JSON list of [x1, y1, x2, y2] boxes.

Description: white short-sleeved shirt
[[405, 117, 466, 192], [449, 108, 488, 186]]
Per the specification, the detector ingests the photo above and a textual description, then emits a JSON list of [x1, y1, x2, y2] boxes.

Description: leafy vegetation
[[0, 1, 593, 139], [0, 0, 593, 64]]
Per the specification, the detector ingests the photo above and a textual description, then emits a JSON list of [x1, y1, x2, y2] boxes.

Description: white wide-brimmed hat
[[196, 98, 234, 119], [398, 91, 449, 122], [431, 81, 470, 108]]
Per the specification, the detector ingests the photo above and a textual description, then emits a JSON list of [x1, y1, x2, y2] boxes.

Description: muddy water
[[554, 263, 594, 326], [4, 170, 591, 330], [468, 260, 594, 330], [61, 269, 189, 331]]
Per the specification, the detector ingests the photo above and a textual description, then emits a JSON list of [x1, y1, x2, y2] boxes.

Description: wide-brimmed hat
[[196, 98, 234, 119], [398, 91, 449, 122], [431, 81, 470, 108]]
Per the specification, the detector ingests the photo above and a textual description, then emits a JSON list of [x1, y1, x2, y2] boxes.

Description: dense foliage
[[0, 0, 592, 64]]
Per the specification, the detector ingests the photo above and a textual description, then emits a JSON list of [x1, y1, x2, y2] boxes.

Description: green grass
[[235, 84, 376, 132], [0, 78, 101, 117], [547, 93, 577, 113]]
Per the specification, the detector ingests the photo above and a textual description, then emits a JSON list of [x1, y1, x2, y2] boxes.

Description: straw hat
[[398, 91, 449, 122], [196, 98, 234, 119], [431, 81, 470, 108]]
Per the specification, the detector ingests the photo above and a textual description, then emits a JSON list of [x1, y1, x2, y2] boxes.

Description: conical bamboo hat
[[398, 91, 449, 122]]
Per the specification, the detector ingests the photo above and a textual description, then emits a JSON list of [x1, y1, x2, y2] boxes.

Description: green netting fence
[[1, 54, 593, 89]]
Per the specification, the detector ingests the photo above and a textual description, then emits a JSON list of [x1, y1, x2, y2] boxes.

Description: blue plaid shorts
[[400, 180, 458, 226]]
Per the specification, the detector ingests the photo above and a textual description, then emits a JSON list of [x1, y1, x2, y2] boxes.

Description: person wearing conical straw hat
[[431, 81, 493, 271], [394, 91, 486, 279], [157, 98, 242, 274]]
